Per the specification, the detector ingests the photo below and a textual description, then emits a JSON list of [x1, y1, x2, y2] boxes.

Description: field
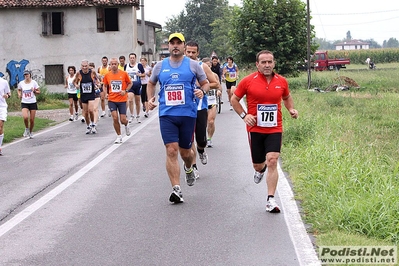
[[283, 64, 399, 256]]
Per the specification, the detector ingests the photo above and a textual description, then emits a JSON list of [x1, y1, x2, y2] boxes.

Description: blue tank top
[[158, 57, 197, 117]]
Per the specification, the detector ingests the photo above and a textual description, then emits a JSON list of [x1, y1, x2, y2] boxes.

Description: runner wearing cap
[[147, 32, 210, 204]]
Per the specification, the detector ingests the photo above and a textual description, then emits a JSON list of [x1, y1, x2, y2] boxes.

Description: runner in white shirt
[[139, 57, 152, 118], [125, 53, 145, 123], [65, 66, 79, 121], [17, 70, 40, 139], [0, 77, 11, 155]]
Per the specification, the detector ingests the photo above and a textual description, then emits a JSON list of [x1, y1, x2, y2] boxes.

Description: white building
[[0, 0, 161, 91], [335, 40, 370, 50]]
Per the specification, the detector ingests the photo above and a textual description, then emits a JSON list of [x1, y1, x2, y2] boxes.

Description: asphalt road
[[0, 103, 320, 265]]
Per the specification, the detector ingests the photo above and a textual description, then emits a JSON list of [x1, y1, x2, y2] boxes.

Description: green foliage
[[231, 0, 315, 75], [314, 37, 334, 50], [383, 37, 399, 48], [208, 5, 239, 59], [282, 68, 399, 244], [164, 0, 230, 58], [3, 116, 57, 143]]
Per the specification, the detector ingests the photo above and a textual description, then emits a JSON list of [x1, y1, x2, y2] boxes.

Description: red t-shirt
[[103, 70, 131, 102], [235, 71, 290, 134]]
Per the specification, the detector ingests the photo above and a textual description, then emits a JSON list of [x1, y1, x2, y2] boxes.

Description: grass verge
[[282, 66, 399, 263], [4, 116, 58, 143]]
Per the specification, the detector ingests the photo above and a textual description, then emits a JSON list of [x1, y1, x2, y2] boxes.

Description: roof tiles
[[0, 0, 140, 8]]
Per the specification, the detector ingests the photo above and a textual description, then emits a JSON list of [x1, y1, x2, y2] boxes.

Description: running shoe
[[23, 128, 29, 137], [230, 106, 233, 111], [0, 148, 2, 156], [81, 117, 85, 123], [128, 116, 134, 124], [101, 111, 106, 118], [74, 112, 79, 121], [114, 135, 122, 144], [91, 125, 97, 134], [266, 198, 281, 213], [184, 164, 196, 186], [69, 115, 73, 121], [28, 132, 34, 139], [169, 185, 184, 203], [125, 125, 131, 136], [207, 139, 213, 148], [254, 170, 265, 184], [85, 126, 92, 134], [136, 116, 141, 123], [199, 151, 208, 165], [108, 109, 111, 117], [144, 112, 149, 118], [193, 166, 200, 180]]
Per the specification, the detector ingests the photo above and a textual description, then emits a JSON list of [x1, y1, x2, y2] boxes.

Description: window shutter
[[42, 12, 51, 36], [96, 8, 105, 33]]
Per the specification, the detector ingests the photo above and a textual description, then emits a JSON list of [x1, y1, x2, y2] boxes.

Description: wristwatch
[[239, 111, 247, 119]]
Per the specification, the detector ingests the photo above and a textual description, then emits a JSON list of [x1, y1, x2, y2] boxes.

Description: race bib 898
[[165, 84, 185, 106]]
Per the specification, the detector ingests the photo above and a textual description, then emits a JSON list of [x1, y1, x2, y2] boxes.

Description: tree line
[[160, 0, 314, 76]]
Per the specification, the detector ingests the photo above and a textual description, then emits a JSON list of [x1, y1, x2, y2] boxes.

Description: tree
[[208, 5, 239, 60], [346, 31, 352, 40], [383, 38, 399, 48], [314, 37, 334, 50], [164, 0, 230, 58], [231, 0, 314, 75], [364, 39, 381, 49]]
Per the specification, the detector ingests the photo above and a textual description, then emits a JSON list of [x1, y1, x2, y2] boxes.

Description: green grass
[[235, 63, 399, 263], [4, 116, 59, 143], [280, 64, 399, 252]]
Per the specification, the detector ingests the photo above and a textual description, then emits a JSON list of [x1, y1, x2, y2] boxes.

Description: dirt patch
[[8, 109, 69, 123]]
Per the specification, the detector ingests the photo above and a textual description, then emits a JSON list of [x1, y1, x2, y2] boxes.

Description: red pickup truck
[[313, 51, 350, 71]]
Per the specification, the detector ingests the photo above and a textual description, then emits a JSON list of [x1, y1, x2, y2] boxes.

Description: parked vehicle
[[313, 51, 350, 71]]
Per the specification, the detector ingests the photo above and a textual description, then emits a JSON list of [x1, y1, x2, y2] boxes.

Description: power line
[[312, 16, 399, 26], [313, 9, 399, 15]]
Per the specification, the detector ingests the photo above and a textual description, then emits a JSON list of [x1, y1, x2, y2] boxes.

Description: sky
[[141, 0, 399, 46]]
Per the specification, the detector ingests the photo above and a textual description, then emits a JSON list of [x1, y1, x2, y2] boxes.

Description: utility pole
[[140, 0, 147, 55], [306, 0, 311, 89]]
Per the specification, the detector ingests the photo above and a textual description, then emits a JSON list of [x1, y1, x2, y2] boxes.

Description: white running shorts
[[0, 107, 8, 121]]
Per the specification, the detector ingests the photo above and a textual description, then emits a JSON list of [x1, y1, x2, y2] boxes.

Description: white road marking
[[2, 109, 321, 265], [277, 162, 321, 265], [0, 113, 158, 238]]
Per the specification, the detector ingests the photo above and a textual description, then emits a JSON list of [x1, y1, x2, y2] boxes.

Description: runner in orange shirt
[[103, 58, 133, 144]]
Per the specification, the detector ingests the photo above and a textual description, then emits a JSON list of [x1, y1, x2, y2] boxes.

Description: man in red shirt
[[231, 50, 298, 213], [103, 58, 132, 144]]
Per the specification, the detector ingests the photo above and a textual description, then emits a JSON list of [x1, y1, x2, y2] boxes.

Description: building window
[[42, 12, 64, 36], [96, 8, 119, 32], [45, 65, 64, 85]]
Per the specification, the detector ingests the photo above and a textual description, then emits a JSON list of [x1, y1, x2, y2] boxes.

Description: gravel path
[[8, 109, 70, 123]]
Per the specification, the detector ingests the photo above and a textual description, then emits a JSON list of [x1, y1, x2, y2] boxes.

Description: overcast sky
[[141, 0, 399, 45]]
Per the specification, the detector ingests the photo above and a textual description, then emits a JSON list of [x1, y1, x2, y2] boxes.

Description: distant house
[[0, 0, 161, 91], [335, 40, 370, 50]]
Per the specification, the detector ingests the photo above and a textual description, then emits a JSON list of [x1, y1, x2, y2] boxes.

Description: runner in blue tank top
[[147, 33, 210, 204]]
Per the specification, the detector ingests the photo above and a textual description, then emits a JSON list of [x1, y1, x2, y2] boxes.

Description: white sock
[[0, 133, 3, 147]]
